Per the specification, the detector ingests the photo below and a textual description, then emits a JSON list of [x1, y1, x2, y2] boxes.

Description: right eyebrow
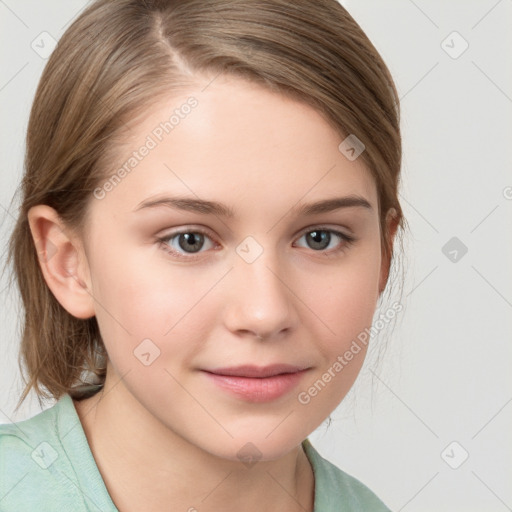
[[133, 196, 235, 218]]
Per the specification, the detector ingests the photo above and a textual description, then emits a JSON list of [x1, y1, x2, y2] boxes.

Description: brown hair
[[6, 0, 406, 411]]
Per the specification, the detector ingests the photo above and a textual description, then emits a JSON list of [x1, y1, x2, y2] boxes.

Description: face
[[80, 75, 387, 461]]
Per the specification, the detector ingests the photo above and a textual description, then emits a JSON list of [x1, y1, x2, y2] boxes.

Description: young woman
[[0, 1, 405, 510]]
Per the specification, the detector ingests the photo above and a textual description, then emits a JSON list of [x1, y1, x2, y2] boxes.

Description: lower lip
[[203, 370, 308, 403]]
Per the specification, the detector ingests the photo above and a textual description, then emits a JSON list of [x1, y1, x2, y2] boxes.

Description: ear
[[27, 204, 95, 319], [379, 208, 400, 294]]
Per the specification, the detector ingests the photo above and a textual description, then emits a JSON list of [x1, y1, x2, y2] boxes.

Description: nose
[[222, 247, 299, 341]]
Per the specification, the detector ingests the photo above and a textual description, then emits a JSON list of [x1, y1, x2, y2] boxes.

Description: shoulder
[[0, 395, 90, 511], [303, 439, 392, 511], [0, 400, 60, 474]]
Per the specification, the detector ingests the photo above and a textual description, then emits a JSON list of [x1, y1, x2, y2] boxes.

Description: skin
[[28, 75, 398, 512]]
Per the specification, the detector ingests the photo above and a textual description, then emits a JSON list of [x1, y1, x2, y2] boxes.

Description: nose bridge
[[225, 237, 296, 337]]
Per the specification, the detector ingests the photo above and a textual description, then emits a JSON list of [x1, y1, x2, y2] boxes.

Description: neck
[[73, 372, 315, 512]]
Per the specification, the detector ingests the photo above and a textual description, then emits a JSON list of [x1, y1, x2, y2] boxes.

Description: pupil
[[308, 230, 330, 250], [179, 233, 204, 253]]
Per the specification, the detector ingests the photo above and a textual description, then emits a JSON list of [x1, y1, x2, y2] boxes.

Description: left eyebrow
[[293, 195, 373, 215]]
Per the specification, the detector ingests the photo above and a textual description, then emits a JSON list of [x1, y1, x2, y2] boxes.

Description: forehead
[[95, 76, 377, 216]]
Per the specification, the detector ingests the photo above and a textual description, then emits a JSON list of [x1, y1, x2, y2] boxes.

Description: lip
[[201, 364, 310, 402]]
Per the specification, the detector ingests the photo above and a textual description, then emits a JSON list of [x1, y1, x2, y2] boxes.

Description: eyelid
[[157, 224, 356, 261], [292, 225, 356, 256], [294, 223, 354, 241], [159, 225, 216, 239], [157, 226, 219, 261]]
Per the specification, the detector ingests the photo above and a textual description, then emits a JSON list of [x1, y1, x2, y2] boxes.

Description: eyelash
[[156, 226, 356, 261]]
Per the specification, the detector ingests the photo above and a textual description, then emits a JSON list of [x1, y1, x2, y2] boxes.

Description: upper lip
[[203, 364, 309, 378]]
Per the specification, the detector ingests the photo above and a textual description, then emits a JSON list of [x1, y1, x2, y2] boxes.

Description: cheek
[[305, 248, 382, 354], [293, 251, 381, 423], [88, 245, 220, 364]]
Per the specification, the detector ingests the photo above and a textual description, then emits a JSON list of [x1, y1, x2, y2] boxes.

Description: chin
[[193, 414, 319, 463], [203, 435, 304, 465]]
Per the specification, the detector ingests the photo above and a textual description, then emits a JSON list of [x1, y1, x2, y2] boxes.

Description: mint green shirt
[[0, 392, 391, 511]]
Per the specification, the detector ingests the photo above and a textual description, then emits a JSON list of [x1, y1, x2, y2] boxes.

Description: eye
[[158, 229, 216, 259], [157, 225, 355, 261], [294, 227, 354, 253]]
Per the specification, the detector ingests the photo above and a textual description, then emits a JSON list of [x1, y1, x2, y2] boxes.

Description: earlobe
[[27, 204, 95, 319]]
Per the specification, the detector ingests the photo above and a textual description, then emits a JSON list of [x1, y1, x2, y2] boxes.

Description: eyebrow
[[134, 194, 372, 217]]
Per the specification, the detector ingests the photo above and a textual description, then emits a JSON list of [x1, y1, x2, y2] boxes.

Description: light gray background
[[1, 1, 511, 511]]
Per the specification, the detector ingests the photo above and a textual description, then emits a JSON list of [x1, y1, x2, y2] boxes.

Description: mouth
[[201, 364, 311, 402]]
